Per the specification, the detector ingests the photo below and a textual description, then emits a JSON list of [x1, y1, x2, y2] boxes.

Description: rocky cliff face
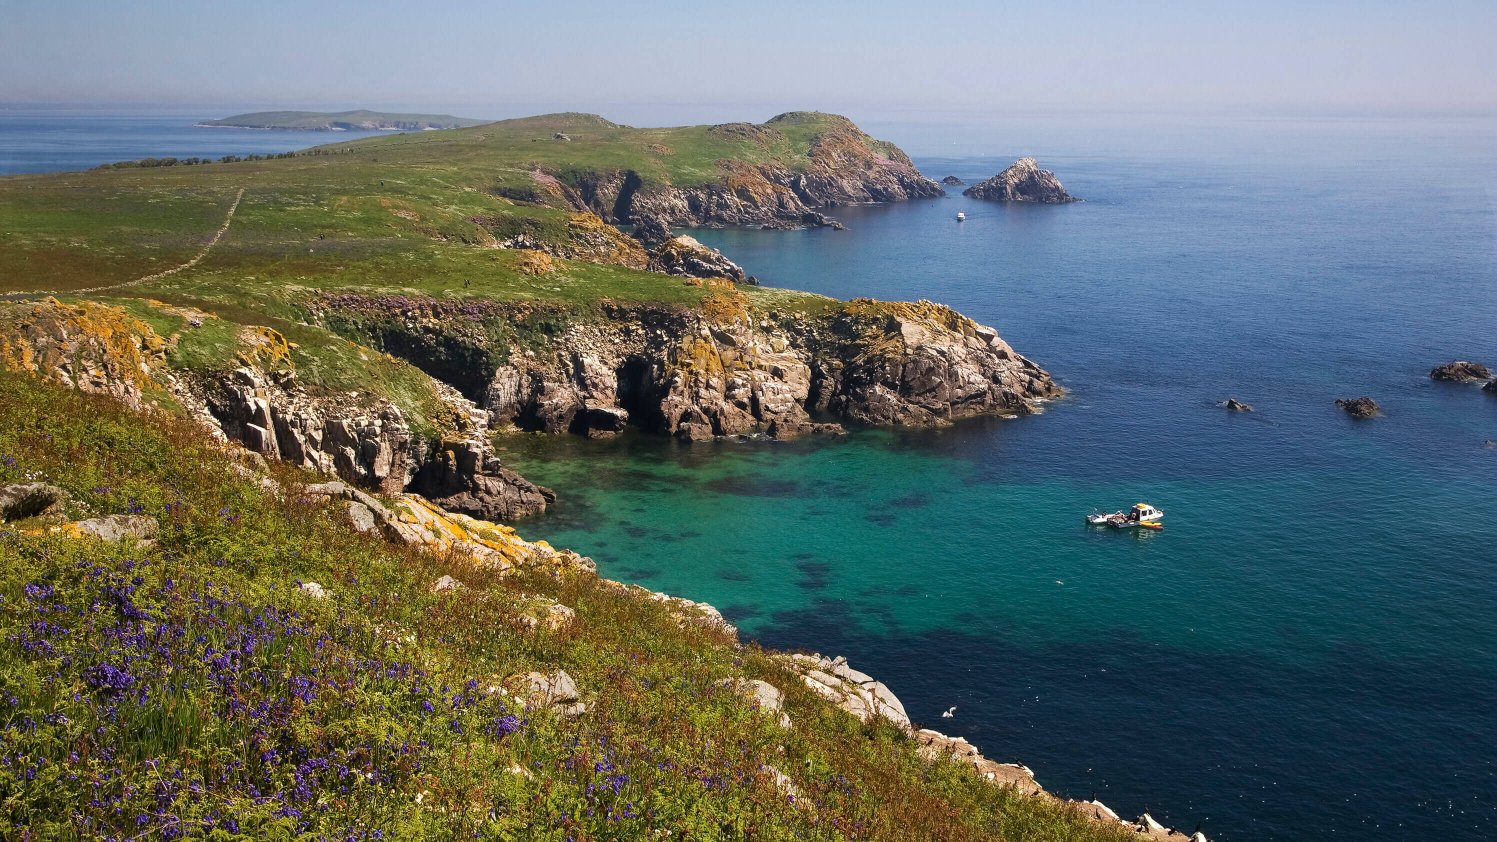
[[964, 157, 1078, 203], [542, 114, 943, 233], [482, 297, 1059, 440], [0, 298, 553, 522]]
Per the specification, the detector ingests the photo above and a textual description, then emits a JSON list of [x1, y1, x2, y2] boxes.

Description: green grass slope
[[0, 370, 1132, 841]]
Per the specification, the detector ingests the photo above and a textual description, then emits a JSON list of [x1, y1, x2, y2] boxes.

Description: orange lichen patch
[[389, 494, 590, 574], [670, 335, 727, 379], [698, 289, 749, 325], [235, 325, 296, 371], [0, 298, 166, 406], [564, 212, 647, 269], [514, 249, 555, 276], [842, 298, 978, 335]]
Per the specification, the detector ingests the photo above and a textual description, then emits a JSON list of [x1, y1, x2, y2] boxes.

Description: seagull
[[942, 706, 957, 718], [1056, 579, 1065, 586]]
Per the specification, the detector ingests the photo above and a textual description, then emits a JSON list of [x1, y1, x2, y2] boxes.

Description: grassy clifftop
[[0, 370, 1132, 840]]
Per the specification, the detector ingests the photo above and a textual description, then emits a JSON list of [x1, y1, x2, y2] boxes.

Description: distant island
[[196, 109, 488, 131]]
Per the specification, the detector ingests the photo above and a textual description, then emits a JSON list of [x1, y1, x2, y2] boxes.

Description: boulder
[[431, 574, 463, 593], [298, 581, 330, 600], [717, 678, 792, 728], [511, 669, 586, 716], [963, 158, 1078, 203], [67, 514, 158, 543], [1335, 397, 1380, 419], [1430, 360, 1492, 382], [344, 500, 378, 533], [0, 483, 69, 521], [1486, 379, 1497, 394], [940, 175, 964, 186]]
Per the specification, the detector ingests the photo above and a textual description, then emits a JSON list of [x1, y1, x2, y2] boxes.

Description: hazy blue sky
[[2, 0, 1494, 123]]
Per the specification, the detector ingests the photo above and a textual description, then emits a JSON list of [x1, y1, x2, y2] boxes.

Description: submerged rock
[[1430, 360, 1492, 382], [1335, 396, 1381, 418], [963, 157, 1078, 203]]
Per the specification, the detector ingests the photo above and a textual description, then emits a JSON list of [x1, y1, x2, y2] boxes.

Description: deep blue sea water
[[5, 110, 1497, 840]]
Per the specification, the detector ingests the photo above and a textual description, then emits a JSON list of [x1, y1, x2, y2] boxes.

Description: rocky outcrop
[[1219, 398, 1253, 412], [1486, 379, 1497, 394], [783, 653, 910, 730], [485, 298, 1058, 441], [964, 158, 1078, 204], [1430, 360, 1491, 382], [299, 480, 593, 575], [647, 235, 747, 283], [0, 298, 168, 408], [1336, 396, 1380, 418], [941, 175, 964, 186]]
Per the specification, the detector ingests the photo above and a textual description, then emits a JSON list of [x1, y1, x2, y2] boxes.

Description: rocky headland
[[523, 113, 943, 234], [964, 157, 1079, 203]]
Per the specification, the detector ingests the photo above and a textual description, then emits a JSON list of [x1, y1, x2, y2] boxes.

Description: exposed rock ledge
[[964, 157, 1078, 204]]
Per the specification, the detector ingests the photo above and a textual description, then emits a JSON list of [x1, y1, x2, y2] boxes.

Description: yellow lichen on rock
[[698, 289, 749, 325], [0, 298, 166, 406], [514, 249, 555, 276], [564, 212, 648, 268], [387, 494, 592, 574], [236, 325, 296, 372]]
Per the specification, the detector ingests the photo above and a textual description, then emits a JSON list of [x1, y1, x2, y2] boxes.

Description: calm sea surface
[[6, 110, 1497, 840]]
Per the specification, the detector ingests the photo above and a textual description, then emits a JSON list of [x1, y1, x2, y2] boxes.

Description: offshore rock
[[1486, 379, 1497, 394], [941, 175, 964, 186], [1336, 396, 1381, 418], [1220, 398, 1253, 412], [485, 299, 1059, 441], [1430, 360, 1491, 382], [963, 157, 1078, 203], [647, 235, 747, 282]]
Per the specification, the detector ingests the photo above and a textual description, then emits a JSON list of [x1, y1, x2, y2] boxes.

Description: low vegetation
[[0, 371, 1132, 840]]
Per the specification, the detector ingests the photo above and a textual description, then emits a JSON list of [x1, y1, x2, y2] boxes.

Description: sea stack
[[940, 175, 964, 186], [963, 158, 1078, 203]]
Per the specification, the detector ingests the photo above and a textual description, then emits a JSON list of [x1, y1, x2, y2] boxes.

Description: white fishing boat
[[1086, 503, 1165, 529], [956, 211, 966, 221]]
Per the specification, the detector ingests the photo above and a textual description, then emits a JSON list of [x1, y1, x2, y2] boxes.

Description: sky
[[2, 0, 1495, 124]]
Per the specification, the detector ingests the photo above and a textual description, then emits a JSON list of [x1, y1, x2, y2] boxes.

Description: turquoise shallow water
[[507, 115, 1497, 840]]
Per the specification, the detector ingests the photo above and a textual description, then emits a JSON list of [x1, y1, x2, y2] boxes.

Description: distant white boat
[[956, 212, 966, 221]]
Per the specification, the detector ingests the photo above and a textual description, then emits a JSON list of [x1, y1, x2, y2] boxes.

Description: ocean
[[5, 108, 1496, 840]]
